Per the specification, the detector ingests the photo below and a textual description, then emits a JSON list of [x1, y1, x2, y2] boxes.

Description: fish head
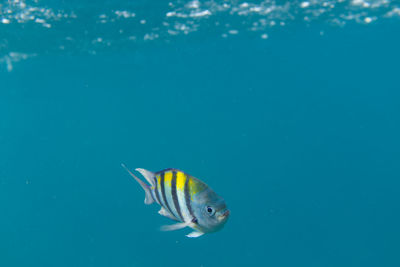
[[191, 188, 230, 233]]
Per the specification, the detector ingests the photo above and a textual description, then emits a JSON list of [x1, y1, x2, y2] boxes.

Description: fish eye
[[205, 206, 215, 216]]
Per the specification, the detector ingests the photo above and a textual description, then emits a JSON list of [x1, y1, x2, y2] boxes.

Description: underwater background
[[1, 0, 400, 266]]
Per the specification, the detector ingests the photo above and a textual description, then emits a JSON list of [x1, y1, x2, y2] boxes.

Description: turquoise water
[[1, 0, 400, 266]]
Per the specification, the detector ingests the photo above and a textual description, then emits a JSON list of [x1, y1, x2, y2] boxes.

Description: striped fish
[[122, 164, 230, 238]]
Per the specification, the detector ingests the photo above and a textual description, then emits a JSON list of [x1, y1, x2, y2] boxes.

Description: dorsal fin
[[155, 168, 188, 176]]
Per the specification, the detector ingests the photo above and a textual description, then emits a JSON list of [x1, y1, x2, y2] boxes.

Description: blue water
[[1, 0, 400, 266]]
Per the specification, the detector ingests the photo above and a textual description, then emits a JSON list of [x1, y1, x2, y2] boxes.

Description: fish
[[121, 164, 230, 238]]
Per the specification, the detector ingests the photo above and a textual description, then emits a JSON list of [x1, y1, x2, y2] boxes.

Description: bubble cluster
[[0, 0, 399, 70], [0, 52, 35, 72]]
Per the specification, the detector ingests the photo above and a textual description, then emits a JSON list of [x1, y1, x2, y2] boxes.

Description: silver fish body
[[122, 165, 230, 238]]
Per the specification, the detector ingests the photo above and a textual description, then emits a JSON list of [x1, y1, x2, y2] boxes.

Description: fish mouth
[[218, 209, 230, 221], [223, 210, 230, 217]]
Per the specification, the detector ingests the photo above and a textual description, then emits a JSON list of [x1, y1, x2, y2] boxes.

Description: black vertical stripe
[[184, 175, 196, 223], [154, 176, 161, 205], [160, 172, 173, 216], [171, 171, 183, 221]]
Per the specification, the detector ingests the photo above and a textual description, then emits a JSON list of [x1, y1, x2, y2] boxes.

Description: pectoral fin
[[186, 231, 204, 238], [160, 221, 191, 232]]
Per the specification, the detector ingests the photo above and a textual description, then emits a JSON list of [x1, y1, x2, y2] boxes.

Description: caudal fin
[[121, 163, 154, 205]]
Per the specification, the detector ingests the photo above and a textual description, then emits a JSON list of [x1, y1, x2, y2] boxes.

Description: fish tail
[[121, 163, 154, 205]]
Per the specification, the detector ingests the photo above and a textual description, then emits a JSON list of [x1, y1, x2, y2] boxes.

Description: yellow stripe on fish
[[176, 171, 186, 192], [188, 176, 207, 200]]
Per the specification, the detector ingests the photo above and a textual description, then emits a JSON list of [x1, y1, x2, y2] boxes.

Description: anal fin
[[158, 207, 179, 221]]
